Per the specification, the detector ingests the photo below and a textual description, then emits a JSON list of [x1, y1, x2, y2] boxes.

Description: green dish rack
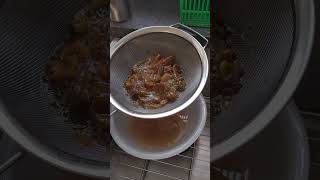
[[179, 0, 210, 28]]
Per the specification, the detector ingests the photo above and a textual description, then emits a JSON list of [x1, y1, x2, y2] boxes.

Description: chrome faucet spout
[[110, 0, 130, 22]]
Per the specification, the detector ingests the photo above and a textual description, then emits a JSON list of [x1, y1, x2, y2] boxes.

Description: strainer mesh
[[111, 31, 203, 115], [0, 0, 108, 167]]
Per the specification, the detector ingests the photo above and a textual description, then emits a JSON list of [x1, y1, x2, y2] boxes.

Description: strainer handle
[[110, 104, 118, 116], [171, 23, 208, 48]]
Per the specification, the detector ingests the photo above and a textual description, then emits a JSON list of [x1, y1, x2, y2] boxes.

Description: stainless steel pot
[[110, 95, 207, 160]]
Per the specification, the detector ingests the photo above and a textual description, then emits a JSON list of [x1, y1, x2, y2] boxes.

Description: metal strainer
[[212, 0, 315, 162], [0, 0, 108, 178], [110, 24, 209, 119]]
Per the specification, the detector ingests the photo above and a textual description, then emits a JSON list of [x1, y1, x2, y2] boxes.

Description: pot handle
[[171, 23, 208, 48]]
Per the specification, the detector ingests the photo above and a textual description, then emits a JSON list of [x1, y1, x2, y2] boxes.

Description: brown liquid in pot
[[128, 113, 188, 149]]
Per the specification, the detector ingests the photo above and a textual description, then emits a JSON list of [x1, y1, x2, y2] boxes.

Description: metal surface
[[213, 167, 248, 180], [110, 25, 208, 119], [0, 0, 109, 178], [294, 0, 320, 113], [111, 95, 207, 160], [171, 23, 208, 48], [111, 97, 210, 180], [110, 0, 210, 38], [213, 103, 309, 180], [110, 0, 130, 22], [0, 152, 23, 174], [301, 111, 320, 180], [212, 0, 315, 161], [0, 134, 103, 180]]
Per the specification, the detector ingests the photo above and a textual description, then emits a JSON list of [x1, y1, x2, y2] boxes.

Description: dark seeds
[[44, 0, 109, 147], [212, 20, 243, 117]]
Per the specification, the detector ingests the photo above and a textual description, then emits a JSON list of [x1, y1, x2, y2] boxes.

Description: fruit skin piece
[[124, 54, 186, 109]]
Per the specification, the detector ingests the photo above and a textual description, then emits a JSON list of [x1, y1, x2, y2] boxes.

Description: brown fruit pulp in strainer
[[124, 54, 186, 109]]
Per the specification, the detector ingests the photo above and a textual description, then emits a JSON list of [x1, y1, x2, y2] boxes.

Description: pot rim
[[110, 95, 207, 160]]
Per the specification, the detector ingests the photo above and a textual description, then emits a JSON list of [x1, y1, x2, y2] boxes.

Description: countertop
[[110, 0, 210, 38]]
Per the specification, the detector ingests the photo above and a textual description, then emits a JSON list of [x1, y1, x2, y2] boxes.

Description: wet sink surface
[[110, 0, 210, 39]]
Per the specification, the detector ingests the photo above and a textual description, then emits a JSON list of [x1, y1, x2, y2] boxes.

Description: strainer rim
[[110, 26, 209, 119], [0, 103, 109, 178]]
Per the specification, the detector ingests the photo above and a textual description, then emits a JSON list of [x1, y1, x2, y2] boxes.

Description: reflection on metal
[[110, 0, 130, 22], [0, 152, 23, 175], [213, 166, 249, 180]]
